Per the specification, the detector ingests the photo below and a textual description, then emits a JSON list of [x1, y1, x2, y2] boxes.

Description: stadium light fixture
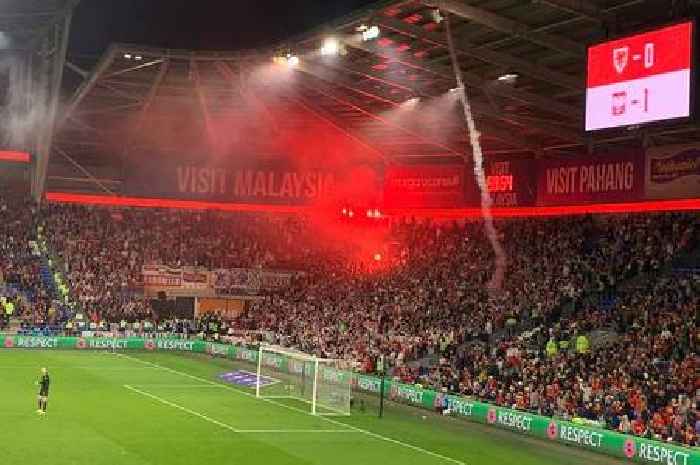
[[272, 53, 300, 67], [497, 72, 519, 83], [321, 37, 340, 56], [402, 97, 420, 107], [361, 25, 380, 41]]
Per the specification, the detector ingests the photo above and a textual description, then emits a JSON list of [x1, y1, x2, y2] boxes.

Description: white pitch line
[[118, 354, 467, 465], [123, 384, 350, 434], [124, 384, 241, 433], [131, 384, 228, 388]]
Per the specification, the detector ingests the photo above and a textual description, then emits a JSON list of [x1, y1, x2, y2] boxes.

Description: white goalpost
[[256, 345, 352, 416]]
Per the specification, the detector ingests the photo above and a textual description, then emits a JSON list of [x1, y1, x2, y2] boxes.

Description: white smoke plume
[[0, 50, 50, 151], [444, 13, 507, 290]]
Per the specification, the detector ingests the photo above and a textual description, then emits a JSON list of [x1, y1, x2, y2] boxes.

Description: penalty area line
[[118, 353, 467, 465], [123, 385, 351, 435], [124, 384, 241, 433]]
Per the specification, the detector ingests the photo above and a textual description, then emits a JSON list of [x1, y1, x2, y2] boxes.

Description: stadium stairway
[[39, 258, 58, 300]]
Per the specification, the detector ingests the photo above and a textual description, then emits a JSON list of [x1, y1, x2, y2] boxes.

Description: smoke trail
[[0, 51, 49, 151], [443, 11, 507, 290]]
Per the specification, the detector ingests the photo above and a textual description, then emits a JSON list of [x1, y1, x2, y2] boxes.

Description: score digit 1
[[644, 88, 648, 113]]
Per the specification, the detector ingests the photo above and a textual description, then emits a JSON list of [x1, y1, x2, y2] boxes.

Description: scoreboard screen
[[585, 21, 694, 131]]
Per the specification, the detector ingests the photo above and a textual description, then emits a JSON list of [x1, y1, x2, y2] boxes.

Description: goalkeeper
[[36, 367, 50, 415]]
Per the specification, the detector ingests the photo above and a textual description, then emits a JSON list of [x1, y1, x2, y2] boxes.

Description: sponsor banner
[[2, 337, 698, 465], [485, 160, 536, 207], [182, 267, 210, 290], [125, 162, 336, 205], [384, 165, 466, 208], [536, 151, 645, 205], [142, 264, 183, 288], [645, 144, 700, 199], [142, 265, 211, 291], [214, 268, 295, 295]]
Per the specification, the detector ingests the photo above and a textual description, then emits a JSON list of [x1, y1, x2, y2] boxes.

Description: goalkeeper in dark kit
[[36, 367, 50, 415]]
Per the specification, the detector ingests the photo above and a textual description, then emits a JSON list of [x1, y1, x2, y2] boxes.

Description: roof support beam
[[105, 58, 164, 78], [189, 58, 215, 142], [310, 58, 573, 148], [296, 63, 469, 160], [311, 55, 582, 144], [119, 58, 169, 159], [215, 61, 282, 136], [282, 88, 391, 163], [535, 0, 615, 25], [60, 45, 118, 128], [427, 0, 585, 57], [377, 16, 582, 91], [34, 6, 74, 201], [346, 39, 581, 122], [298, 62, 542, 154], [53, 146, 116, 196]]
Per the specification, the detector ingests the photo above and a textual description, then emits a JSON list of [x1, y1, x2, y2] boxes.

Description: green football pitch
[[0, 350, 627, 465]]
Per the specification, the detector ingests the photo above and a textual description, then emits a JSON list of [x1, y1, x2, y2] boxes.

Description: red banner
[[0, 151, 30, 163], [536, 152, 645, 205], [384, 165, 465, 208]]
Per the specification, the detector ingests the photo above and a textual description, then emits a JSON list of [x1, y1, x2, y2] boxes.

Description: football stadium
[[0, 1, 698, 464]]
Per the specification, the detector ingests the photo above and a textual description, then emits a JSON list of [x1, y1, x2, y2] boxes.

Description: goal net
[[256, 345, 352, 416]]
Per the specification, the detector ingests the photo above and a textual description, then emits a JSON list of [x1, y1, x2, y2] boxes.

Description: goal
[[256, 345, 352, 416]]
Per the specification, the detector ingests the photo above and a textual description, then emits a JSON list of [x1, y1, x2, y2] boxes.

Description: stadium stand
[[1, 194, 694, 445]]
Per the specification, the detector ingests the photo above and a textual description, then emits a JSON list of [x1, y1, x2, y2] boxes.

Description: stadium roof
[[49, 0, 700, 194]]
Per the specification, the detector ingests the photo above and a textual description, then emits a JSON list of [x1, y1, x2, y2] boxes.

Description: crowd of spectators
[[0, 196, 697, 445], [0, 194, 54, 328]]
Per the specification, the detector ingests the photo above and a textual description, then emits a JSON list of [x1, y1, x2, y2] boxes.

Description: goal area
[[256, 345, 352, 416]]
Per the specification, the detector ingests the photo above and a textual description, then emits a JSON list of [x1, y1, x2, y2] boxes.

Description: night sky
[[68, 0, 378, 59]]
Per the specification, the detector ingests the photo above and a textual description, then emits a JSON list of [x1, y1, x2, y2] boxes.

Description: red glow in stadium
[[0, 151, 30, 163], [46, 193, 700, 217]]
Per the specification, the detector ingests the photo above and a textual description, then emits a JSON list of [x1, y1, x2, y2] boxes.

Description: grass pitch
[[0, 350, 626, 465]]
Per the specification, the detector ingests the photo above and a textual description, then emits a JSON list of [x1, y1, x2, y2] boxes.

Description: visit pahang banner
[[125, 161, 337, 206], [645, 143, 700, 199], [3, 336, 698, 465], [536, 151, 645, 205], [384, 165, 466, 208]]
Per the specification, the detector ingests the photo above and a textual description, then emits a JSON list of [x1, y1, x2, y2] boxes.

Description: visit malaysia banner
[[485, 160, 536, 207], [645, 143, 700, 199], [125, 161, 336, 206], [536, 151, 645, 205], [384, 165, 465, 208]]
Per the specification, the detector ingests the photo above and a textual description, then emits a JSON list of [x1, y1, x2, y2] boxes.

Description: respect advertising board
[[645, 143, 700, 199], [536, 151, 645, 205], [2, 336, 698, 465]]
